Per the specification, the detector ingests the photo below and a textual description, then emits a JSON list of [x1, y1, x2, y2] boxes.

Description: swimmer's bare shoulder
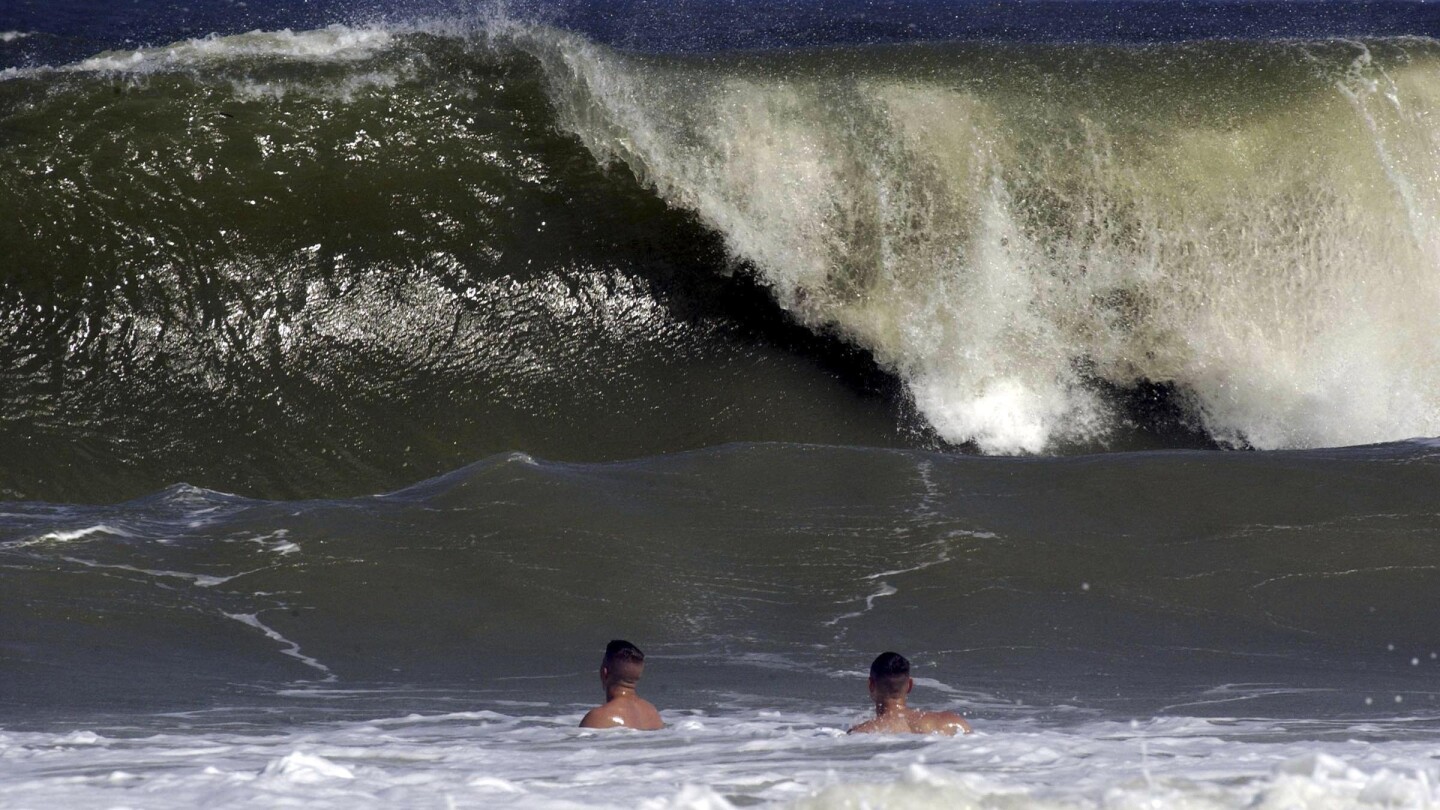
[[580, 695, 664, 730], [848, 708, 971, 736], [847, 716, 889, 734], [915, 709, 971, 736]]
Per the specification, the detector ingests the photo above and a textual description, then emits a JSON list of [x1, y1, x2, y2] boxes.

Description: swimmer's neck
[[873, 697, 909, 716], [605, 684, 640, 701]]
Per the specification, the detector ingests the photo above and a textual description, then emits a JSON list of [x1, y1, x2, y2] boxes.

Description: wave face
[[3, 21, 1440, 500], [527, 33, 1440, 454], [0, 25, 919, 502]]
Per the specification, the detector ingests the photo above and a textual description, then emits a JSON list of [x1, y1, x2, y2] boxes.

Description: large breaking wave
[[2, 18, 1440, 499]]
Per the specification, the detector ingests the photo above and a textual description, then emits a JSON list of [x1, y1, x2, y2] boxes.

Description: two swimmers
[[579, 641, 971, 736]]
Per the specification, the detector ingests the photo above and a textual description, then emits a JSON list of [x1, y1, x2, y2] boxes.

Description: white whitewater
[[67, 25, 395, 73], [521, 31, 1440, 453], [3, 708, 1439, 808]]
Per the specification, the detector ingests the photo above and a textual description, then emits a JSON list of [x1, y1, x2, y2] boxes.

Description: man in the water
[[579, 639, 664, 730], [848, 651, 972, 735]]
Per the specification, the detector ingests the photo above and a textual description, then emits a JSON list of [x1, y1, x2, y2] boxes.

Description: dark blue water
[[9, 0, 1440, 71]]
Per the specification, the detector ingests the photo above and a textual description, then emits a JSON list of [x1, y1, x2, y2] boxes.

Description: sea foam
[[522, 32, 1440, 453], [68, 25, 394, 73], [2, 711, 1439, 809]]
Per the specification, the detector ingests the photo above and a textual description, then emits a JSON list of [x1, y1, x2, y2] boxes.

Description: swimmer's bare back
[[579, 695, 664, 730], [849, 707, 971, 736]]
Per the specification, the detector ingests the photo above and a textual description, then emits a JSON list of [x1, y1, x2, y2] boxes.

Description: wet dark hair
[[869, 651, 911, 696], [605, 639, 645, 667]]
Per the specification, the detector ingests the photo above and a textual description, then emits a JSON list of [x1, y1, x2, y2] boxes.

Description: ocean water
[[4, 1, 1440, 807]]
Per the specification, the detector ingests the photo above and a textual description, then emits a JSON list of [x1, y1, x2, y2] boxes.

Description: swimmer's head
[[868, 651, 913, 699], [602, 639, 646, 688]]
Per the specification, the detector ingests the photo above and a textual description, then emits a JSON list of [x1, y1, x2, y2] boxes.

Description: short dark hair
[[870, 651, 910, 696], [605, 639, 644, 666]]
